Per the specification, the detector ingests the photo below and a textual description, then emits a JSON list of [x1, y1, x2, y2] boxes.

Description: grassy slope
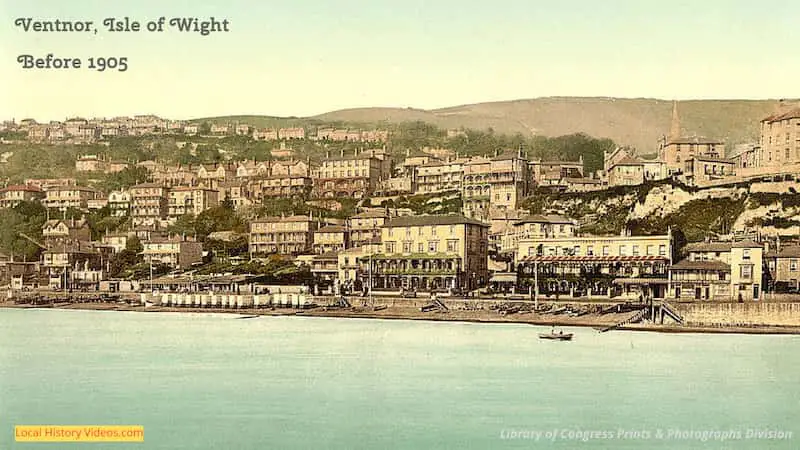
[[193, 97, 788, 152]]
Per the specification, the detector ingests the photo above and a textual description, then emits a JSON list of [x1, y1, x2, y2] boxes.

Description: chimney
[[326, 150, 330, 159], [340, 148, 344, 158]]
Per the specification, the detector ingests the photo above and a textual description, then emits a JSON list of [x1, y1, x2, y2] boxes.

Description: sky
[[1, 0, 798, 121]]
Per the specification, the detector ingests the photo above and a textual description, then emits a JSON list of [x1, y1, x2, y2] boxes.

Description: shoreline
[[3, 301, 800, 336]]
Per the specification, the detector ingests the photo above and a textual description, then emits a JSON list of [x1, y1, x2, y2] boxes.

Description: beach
[[4, 296, 800, 335]]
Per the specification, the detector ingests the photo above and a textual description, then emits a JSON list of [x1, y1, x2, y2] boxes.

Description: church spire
[[669, 100, 681, 141]]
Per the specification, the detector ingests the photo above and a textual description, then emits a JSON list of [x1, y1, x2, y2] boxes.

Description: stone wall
[[677, 302, 800, 327]]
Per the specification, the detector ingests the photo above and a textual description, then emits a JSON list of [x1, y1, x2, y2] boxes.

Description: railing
[[377, 269, 458, 275]]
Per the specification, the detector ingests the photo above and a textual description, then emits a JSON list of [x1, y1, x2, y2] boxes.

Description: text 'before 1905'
[[17, 55, 128, 72], [14, 17, 231, 35]]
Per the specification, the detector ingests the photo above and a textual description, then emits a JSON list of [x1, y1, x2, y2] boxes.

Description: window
[[429, 241, 438, 252], [632, 245, 639, 256], [528, 247, 534, 256], [574, 245, 581, 256], [791, 259, 798, 271], [447, 240, 458, 252], [431, 226, 437, 236], [385, 242, 395, 253], [659, 245, 667, 256], [559, 225, 565, 233], [740, 265, 752, 279], [620, 245, 628, 256], [417, 243, 424, 253], [449, 225, 455, 234], [405, 227, 411, 237], [743, 249, 750, 260], [403, 241, 412, 253], [587, 246, 594, 256], [602, 246, 610, 256]]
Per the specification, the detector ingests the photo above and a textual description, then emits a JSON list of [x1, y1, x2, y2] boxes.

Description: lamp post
[[534, 260, 539, 309]]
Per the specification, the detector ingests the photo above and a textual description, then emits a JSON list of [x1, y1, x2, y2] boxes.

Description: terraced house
[[348, 210, 389, 248], [670, 240, 764, 301], [516, 232, 673, 299], [168, 186, 219, 219], [462, 149, 529, 221], [0, 184, 44, 208], [365, 215, 489, 292], [130, 183, 169, 227], [312, 150, 382, 199], [249, 214, 319, 257], [42, 185, 100, 210]]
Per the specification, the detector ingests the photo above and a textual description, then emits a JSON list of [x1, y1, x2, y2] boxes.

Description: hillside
[[314, 98, 787, 152], [196, 97, 794, 153], [522, 179, 800, 243]]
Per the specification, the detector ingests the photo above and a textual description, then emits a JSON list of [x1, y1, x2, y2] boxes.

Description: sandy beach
[[4, 299, 800, 335]]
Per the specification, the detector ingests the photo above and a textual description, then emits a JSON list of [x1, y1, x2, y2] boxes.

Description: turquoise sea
[[1, 309, 798, 449]]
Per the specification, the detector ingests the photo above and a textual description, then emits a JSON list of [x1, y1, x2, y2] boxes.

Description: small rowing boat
[[539, 330, 573, 341]]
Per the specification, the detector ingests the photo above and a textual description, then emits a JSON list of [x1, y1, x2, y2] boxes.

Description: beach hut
[[210, 295, 219, 308]]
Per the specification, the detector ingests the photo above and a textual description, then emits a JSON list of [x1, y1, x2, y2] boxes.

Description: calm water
[[1, 309, 798, 449]]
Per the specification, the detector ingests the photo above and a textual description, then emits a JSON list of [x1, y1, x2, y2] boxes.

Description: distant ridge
[[194, 97, 790, 152]]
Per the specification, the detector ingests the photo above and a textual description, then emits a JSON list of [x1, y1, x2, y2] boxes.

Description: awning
[[612, 278, 669, 285], [520, 255, 668, 263], [490, 273, 518, 283]]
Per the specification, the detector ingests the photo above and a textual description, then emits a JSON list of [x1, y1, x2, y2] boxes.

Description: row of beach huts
[[146, 292, 312, 309]]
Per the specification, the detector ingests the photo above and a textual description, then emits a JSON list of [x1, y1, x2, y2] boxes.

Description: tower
[[669, 100, 681, 142]]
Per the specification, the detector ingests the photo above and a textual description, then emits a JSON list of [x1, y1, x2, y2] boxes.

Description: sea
[[1, 308, 798, 449]]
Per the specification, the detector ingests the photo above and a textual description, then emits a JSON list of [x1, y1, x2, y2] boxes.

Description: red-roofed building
[[0, 184, 44, 208]]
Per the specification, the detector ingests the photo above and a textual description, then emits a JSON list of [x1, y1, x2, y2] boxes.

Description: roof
[[613, 156, 644, 166], [514, 214, 574, 225], [0, 184, 43, 193], [670, 259, 731, 271], [667, 137, 724, 145], [762, 108, 800, 123], [45, 185, 97, 192], [731, 240, 763, 248], [564, 177, 601, 184], [312, 251, 339, 261], [383, 214, 488, 228], [324, 153, 378, 162], [170, 186, 216, 192], [316, 225, 347, 233], [352, 210, 388, 219], [690, 155, 734, 164], [684, 242, 732, 253], [251, 215, 313, 223], [131, 182, 164, 189], [43, 218, 88, 228], [770, 246, 800, 258], [491, 150, 522, 161]]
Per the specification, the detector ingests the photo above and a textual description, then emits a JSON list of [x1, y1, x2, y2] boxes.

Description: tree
[[199, 122, 211, 135], [108, 249, 141, 278], [125, 235, 143, 254], [98, 166, 149, 191]]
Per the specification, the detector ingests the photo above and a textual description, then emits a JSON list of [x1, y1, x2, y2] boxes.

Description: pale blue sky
[[1, 0, 797, 121]]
